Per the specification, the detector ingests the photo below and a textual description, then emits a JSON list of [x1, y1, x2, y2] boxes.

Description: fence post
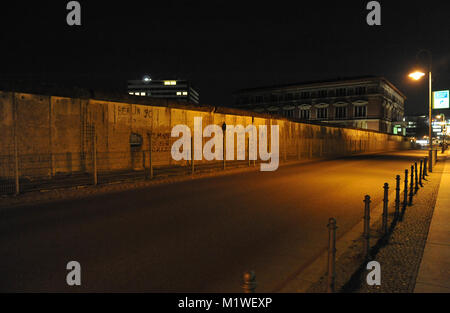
[[14, 123, 20, 196], [148, 133, 153, 179], [395, 175, 400, 219], [327, 218, 337, 293], [191, 136, 195, 175], [320, 139, 323, 158], [242, 271, 256, 293], [403, 169, 408, 211], [93, 130, 97, 186], [363, 195, 371, 260], [382, 183, 389, 235], [142, 150, 146, 177], [223, 130, 226, 170], [414, 162, 419, 193], [419, 160, 423, 187], [13, 92, 20, 196], [248, 137, 251, 167], [408, 165, 414, 206]]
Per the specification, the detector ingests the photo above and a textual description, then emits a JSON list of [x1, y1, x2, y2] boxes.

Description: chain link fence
[[0, 131, 406, 196]]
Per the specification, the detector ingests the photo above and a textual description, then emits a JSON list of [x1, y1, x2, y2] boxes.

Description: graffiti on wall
[[115, 104, 153, 126], [152, 133, 171, 153]]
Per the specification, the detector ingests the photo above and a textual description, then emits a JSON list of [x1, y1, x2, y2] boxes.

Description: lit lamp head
[[143, 75, 152, 83], [408, 71, 426, 81]]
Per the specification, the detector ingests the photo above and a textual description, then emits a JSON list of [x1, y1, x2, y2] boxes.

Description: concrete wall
[[0, 90, 412, 178]]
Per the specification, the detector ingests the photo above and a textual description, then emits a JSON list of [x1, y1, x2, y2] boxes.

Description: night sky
[[1, 1, 449, 115]]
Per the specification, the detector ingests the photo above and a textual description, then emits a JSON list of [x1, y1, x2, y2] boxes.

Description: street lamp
[[408, 71, 426, 81], [408, 49, 433, 171]]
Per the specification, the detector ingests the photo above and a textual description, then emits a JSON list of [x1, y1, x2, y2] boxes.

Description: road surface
[[0, 150, 429, 292]]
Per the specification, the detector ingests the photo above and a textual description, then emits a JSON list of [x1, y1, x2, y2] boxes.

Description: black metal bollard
[[419, 160, 423, 187], [242, 271, 257, 293], [395, 175, 400, 219], [363, 195, 371, 260], [327, 218, 337, 293], [429, 150, 433, 173], [424, 157, 428, 177], [403, 169, 408, 210], [414, 162, 419, 193], [409, 165, 414, 206], [382, 183, 389, 235]]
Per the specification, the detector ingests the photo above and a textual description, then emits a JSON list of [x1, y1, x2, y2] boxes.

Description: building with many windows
[[128, 76, 199, 104], [405, 115, 428, 138], [233, 76, 406, 134]]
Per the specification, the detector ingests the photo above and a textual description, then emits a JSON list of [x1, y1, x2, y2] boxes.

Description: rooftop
[[234, 76, 407, 99]]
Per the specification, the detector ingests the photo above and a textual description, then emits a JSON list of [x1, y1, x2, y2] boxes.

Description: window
[[355, 87, 366, 95], [336, 88, 347, 97], [176, 91, 182, 95], [354, 105, 367, 118], [301, 92, 310, 99], [317, 108, 328, 119], [335, 106, 347, 119], [140, 92, 146, 96], [318, 90, 328, 98], [182, 91, 188, 96], [270, 94, 278, 102], [284, 110, 294, 118], [300, 109, 310, 119], [164, 80, 177, 85]]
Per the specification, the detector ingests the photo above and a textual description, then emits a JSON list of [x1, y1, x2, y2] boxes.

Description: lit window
[[128, 92, 134, 95], [134, 92, 140, 96], [176, 91, 182, 95], [140, 92, 146, 96], [164, 80, 177, 85], [183, 92, 188, 96]]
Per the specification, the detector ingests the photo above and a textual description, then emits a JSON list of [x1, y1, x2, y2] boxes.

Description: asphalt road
[[0, 150, 428, 292]]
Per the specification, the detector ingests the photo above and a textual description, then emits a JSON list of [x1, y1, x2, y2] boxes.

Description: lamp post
[[408, 49, 433, 171], [436, 114, 446, 152]]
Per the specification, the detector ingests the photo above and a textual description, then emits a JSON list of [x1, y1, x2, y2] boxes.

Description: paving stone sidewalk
[[414, 152, 450, 292], [305, 154, 445, 293]]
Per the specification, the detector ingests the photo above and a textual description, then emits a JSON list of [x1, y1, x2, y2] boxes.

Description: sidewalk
[[414, 152, 450, 292]]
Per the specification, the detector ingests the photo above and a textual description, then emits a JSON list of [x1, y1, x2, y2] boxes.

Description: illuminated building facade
[[233, 76, 406, 134], [128, 77, 199, 104]]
